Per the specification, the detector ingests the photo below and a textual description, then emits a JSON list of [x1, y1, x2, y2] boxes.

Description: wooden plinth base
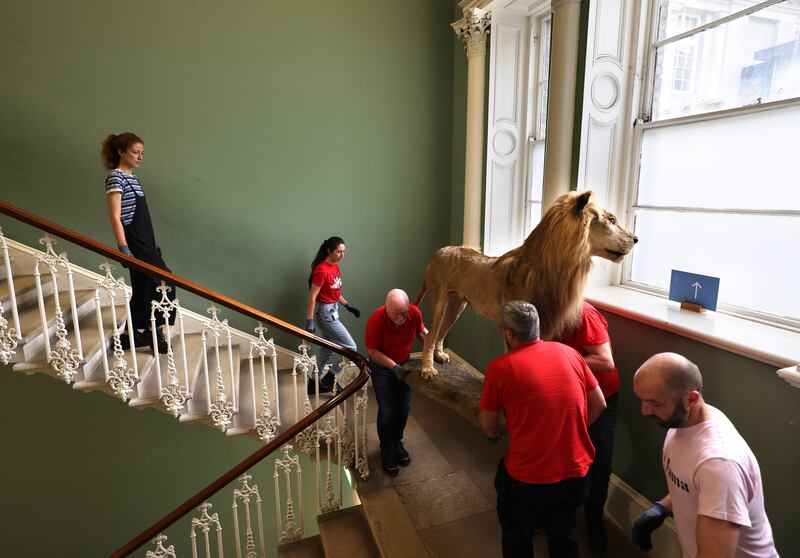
[[680, 301, 706, 313]]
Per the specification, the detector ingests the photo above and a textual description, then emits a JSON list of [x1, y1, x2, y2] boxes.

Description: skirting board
[[412, 348, 682, 557]]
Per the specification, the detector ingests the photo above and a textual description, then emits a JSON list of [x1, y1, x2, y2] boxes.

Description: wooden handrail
[[0, 199, 371, 556]]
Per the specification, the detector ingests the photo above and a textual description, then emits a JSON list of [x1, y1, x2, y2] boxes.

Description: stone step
[[317, 505, 379, 558], [277, 534, 325, 558], [359, 488, 432, 558]]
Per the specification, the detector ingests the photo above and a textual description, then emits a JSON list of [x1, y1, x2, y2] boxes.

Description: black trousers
[[495, 459, 587, 558], [585, 393, 618, 522]]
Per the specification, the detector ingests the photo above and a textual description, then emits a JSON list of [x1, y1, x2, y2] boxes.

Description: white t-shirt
[[663, 405, 778, 558]]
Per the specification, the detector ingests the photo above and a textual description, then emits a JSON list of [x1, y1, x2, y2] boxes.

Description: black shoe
[[307, 373, 335, 395], [395, 442, 411, 467], [119, 330, 150, 351], [149, 331, 169, 354], [381, 447, 399, 477], [586, 515, 608, 554]]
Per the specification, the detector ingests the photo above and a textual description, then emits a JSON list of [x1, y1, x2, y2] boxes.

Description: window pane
[[657, 0, 769, 41], [630, 209, 800, 320], [652, 1, 800, 120], [525, 142, 546, 235], [638, 105, 800, 210]]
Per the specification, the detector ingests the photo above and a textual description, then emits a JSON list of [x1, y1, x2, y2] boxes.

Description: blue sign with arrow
[[668, 270, 720, 311]]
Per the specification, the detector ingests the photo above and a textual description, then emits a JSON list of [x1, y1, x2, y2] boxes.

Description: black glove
[[632, 501, 672, 551], [393, 364, 410, 382], [344, 303, 361, 318], [305, 319, 316, 334]]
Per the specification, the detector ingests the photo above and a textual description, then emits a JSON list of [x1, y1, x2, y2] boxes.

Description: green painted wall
[[1, 0, 457, 555]]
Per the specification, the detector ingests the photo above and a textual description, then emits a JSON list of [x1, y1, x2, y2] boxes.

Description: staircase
[[0, 216, 374, 557]]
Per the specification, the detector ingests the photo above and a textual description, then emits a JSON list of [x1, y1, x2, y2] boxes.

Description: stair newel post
[[225, 327, 236, 412], [33, 259, 51, 358], [123, 284, 139, 380], [248, 345, 257, 430], [0, 227, 22, 341], [64, 258, 83, 359], [271, 347, 280, 425], [201, 329, 211, 415], [94, 286, 110, 380], [178, 306, 189, 393]]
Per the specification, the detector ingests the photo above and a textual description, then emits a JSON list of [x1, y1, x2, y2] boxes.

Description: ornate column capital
[[452, 7, 491, 58]]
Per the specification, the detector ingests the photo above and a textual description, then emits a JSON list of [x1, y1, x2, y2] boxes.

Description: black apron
[[123, 189, 176, 331]]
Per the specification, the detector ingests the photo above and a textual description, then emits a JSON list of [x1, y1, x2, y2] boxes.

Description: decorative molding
[[590, 72, 621, 112], [145, 534, 176, 558], [453, 8, 492, 58], [777, 365, 800, 388], [593, 0, 626, 67], [552, 0, 582, 7], [606, 474, 682, 558]]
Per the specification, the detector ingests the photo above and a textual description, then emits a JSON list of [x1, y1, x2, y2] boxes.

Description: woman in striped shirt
[[102, 132, 172, 353]]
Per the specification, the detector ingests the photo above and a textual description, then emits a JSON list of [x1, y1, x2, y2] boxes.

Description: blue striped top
[[105, 170, 144, 226]]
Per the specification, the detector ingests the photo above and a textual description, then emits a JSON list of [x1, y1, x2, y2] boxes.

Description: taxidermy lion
[[417, 190, 637, 379]]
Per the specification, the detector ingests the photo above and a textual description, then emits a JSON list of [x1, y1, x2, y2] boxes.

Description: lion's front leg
[[421, 335, 439, 380]]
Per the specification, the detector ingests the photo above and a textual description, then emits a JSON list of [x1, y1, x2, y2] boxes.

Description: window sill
[[584, 285, 800, 372]]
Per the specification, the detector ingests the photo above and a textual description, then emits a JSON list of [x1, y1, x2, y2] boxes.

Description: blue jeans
[[585, 393, 618, 522], [369, 361, 412, 449], [314, 302, 357, 377]]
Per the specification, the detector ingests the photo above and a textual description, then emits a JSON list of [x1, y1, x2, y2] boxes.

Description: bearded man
[[632, 353, 778, 558], [365, 289, 427, 477]]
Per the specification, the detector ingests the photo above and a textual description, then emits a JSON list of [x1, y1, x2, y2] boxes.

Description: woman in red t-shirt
[[305, 236, 360, 393]]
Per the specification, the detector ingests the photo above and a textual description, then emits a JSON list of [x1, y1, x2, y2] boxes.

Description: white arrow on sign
[[691, 281, 702, 299]]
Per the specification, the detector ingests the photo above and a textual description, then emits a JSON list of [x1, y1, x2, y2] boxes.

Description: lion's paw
[[433, 349, 450, 364], [420, 365, 439, 380]]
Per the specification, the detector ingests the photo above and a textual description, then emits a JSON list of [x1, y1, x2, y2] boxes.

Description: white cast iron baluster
[[274, 444, 304, 544], [334, 357, 358, 467], [354, 382, 370, 480], [292, 342, 320, 453], [232, 473, 266, 558], [251, 325, 279, 442], [315, 414, 342, 514], [34, 234, 81, 382], [204, 305, 236, 432], [151, 282, 188, 417], [250, 323, 280, 437], [0, 228, 22, 364], [94, 260, 139, 400], [146, 533, 177, 558], [190, 501, 223, 558]]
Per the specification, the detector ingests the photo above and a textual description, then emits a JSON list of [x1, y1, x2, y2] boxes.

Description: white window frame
[[523, 11, 552, 236], [619, 0, 800, 332]]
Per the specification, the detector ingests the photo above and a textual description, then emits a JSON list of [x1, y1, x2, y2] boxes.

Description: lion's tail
[[414, 281, 427, 306]]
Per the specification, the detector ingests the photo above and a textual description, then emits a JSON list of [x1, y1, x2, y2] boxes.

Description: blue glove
[[632, 501, 672, 551], [119, 245, 133, 257], [344, 303, 361, 318], [305, 319, 316, 334]]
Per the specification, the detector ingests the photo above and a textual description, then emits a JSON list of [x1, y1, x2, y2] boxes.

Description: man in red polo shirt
[[480, 300, 606, 558], [556, 301, 620, 552], [365, 289, 427, 477]]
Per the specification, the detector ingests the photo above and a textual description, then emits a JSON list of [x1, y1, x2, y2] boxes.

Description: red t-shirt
[[557, 302, 620, 397], [365, 304, 425, 364], [311, 261, 342, 303], [480, 340, 597, 484]]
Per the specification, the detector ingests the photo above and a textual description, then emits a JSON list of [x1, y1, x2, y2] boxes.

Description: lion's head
[[572, 191, 638, 263]]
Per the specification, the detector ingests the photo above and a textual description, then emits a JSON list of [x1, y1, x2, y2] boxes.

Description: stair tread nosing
[[359, 488, 432, 558], [277, 534, 325, 558], [317, 505, 379, 558]]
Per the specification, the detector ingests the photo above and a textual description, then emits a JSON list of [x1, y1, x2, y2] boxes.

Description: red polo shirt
[[480, 340, 597, 484], [365, 304, 424, 364], [557, 302, 620, 397]]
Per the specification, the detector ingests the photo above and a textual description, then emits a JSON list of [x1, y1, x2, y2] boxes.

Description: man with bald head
[[365, 288, 427, 476], [632, 353, 778, 557]]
